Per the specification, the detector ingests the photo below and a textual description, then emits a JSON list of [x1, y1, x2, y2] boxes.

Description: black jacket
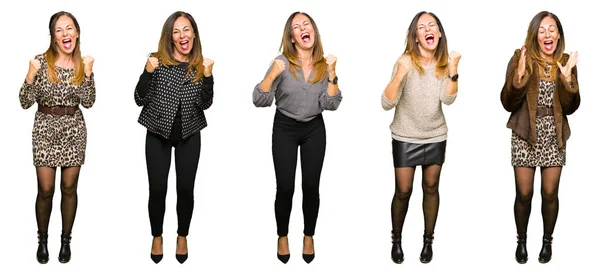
[[135, 63, 213, 139]]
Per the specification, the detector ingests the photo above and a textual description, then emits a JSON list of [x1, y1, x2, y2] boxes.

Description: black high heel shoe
[[538, 234, 553, 263], [176, 236, 188, 264], [277, 236, 290, 264], [150, 236, 163, 264], [391, 231, 404, 264], [515, 233, 528, 264], [58, 232, 72, 263], [419, 232, 434, 263], [36, 231, 49, 264], [302, 236, 315, 264]]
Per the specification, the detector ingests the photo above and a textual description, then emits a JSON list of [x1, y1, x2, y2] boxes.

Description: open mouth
[[62, 38, 72, 50], [425, 34, 434, 45], [301, 32, 311, 43], [543, 40, 553, 51], [180, 40, 190, 51]]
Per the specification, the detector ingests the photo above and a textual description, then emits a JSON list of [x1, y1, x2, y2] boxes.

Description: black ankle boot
[[58, 232, 72, 263], [419, 232, 434, 263], [538, 234, 553, 263], [391, 231, 404, 264], [515, 233, 528, 264], [36, 232, 49, 264]]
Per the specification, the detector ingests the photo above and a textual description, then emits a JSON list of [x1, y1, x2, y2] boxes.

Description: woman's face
[[53, 15, 78, 56], [537, 16, 560, 60], [172, 16, 194, 61], [415, 13, 441, 53], [291, 13, 315, 51]]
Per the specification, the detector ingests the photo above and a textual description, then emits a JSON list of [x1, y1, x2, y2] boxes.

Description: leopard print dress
[[511, 78, 565, 167], [19, 54, 96, 167]]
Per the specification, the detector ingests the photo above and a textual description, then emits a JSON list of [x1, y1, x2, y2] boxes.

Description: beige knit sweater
[[381, 61, 457, 142]]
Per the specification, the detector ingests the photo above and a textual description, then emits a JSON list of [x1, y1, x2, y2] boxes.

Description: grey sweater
[[381, 61, 457, 142], [253, 55, 342, 121]]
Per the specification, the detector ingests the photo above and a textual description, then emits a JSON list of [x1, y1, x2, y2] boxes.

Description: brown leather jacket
[[501, 49, 580, 149]]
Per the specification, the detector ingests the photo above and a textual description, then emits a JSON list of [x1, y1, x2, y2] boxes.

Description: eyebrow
[[293, 20, 308, 26], [56, 24, 73, 30]]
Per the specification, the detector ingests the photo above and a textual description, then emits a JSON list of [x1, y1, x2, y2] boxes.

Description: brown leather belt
[[536, 107, 554, 118], [38, 105, 79, 116]]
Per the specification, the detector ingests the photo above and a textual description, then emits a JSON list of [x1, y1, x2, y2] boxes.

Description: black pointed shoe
[[391, 231, 404, 264], [176, 236, 188, 264], [36, 232, 49, 264], [419, 232, 434, 263], [515, 233, 528, 264], [277, 236, 290, 264], [277, 253, 290, 264], [58, 232, 72, 263], [538, 234, 553, 263], [150, 236, 163, 263], [302, 236, 315, 264]]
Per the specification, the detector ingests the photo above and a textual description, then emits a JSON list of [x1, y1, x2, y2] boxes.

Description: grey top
[[253, 55, 342, 121]]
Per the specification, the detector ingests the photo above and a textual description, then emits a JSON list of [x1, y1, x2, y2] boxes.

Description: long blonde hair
[[44, 11, 84, 85], [279, 12, 327, 83], [403, 11, 449, 79], [152, 11, 204, 82]]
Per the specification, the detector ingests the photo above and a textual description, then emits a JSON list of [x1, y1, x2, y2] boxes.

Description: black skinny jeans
[[146, 130, 201, 237], [272, 110, 326, 237]]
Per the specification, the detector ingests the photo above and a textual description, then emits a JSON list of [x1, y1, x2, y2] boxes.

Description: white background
[[0, 0, 596, 274]]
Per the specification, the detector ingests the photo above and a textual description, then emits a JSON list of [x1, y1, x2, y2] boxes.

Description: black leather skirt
[[392, 139, 447, 167]]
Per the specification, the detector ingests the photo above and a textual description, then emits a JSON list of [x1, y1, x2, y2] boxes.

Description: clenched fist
[[325, 54, 337, 73], [26, 58, 42, 84], [83, 55, 94, 77], [393, 55, 411, 80], [449, 51, 461, 67], [146, 57, 159, 73], [203, 57, 214, 77], [269, 59, 286, 78]]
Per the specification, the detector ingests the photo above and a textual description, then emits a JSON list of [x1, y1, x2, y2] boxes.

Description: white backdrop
[[0, 0, 596, 274]]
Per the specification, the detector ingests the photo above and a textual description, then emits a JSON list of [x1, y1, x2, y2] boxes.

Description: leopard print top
[[511, 74, 565, 167], [19, 54, 96, 167]]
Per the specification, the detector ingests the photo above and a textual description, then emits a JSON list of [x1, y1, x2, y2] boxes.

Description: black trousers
[[146, 130, 201, 237], [272, 110, 326, 237]]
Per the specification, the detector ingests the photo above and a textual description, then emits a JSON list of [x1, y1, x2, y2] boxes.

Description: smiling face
[[53, 15, 79, 56], [172, 16, 195, 62], [537, 16, 560, 60], [415, 13, 441, 53], [291, 13, 315, 51]]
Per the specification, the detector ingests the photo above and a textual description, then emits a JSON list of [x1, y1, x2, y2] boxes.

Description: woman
[[19, 11, 95, 264], [134, 11, 214, 264], [501, 11, 579, 264], [253, 11, 342, 264], [381, 11, 460, 264]]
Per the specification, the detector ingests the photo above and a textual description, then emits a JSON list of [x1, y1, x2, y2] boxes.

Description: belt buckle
[[51, 106, 65, 116]]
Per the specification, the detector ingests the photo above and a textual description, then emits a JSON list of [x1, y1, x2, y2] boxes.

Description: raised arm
[[556, 52, 580, 115], [319, 54, 342, 110], [80, 56, 96, 108], [19, 56, 42, 109], [134, 56, 159, 107], [382, 55, 410, 110], [252, 57, 285, 107], [501, 48, 531, 112]]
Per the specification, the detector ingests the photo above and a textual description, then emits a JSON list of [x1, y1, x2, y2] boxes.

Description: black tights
[[513, 167, 561, 235], [391, 165, 442, 234], [35, 166, 80, 234]]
